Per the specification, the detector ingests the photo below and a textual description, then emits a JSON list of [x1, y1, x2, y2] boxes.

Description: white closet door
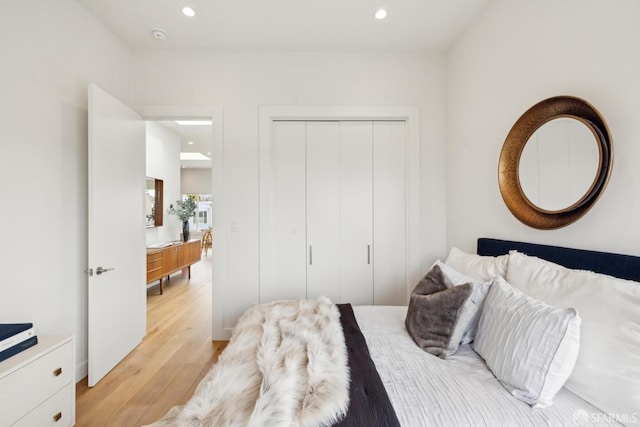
[[373, 121, 407, 305], [306, 122, 341, 301], [339, 122, 374, 305], [269, 121, 307, 301]]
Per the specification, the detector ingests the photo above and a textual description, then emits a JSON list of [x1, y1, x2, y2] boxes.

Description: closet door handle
[[309, 246, 313, 265], [367, 245, 371, 265]]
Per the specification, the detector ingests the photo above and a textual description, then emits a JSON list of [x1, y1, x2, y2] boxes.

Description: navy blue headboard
[[477, 238, 640, 283]]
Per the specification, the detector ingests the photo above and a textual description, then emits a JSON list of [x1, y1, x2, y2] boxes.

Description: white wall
[[131, 51, 448, 334], [446, 0, 640, 256], [146, 122, 182, 244], [0, 0, 131, 379], [181, 168, 212, 194]]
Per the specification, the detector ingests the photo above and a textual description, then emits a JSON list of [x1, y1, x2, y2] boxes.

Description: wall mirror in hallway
[[146, 177, 163, 227]]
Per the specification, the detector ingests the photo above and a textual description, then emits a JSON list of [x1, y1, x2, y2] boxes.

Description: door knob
[[96, 266, 115, 275]]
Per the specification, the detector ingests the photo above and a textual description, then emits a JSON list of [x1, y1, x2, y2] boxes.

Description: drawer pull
[[53, 367, 62, 377], [53, 412, 62, 422]]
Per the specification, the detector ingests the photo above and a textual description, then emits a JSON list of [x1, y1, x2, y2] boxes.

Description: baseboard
[[76, 359, 88, 383]]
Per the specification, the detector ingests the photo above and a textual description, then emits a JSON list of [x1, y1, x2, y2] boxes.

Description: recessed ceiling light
[[375, 9, 387, 20], [188, 141, 194, 145], [175, 120, 212, 126], [182, 6, 195, 17]]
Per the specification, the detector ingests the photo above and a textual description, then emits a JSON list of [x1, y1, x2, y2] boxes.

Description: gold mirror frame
[[498, 96, 613, 229], [146, 177, 164, 227]]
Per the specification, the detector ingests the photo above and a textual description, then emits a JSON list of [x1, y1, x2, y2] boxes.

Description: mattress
[[353, 306, 619, 427]]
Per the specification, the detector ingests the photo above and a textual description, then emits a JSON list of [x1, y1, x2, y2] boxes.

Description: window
[[183, 194, 212, 232]]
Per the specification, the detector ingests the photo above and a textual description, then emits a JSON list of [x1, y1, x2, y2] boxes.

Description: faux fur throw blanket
[[146, 297, 350, 427]]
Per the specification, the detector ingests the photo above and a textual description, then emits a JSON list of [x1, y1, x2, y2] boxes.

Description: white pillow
[[506, 251, 640, 417], [473, 276, 581, 408], [445, 247, 508, 282], [437, 261, 492, 344]]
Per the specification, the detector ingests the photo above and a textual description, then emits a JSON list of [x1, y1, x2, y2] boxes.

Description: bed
[[148, 238, 640, 426]]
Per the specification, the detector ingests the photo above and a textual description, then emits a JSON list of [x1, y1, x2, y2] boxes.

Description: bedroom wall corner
[[445, 0, 640, 256], [0, 0, 133, 382]]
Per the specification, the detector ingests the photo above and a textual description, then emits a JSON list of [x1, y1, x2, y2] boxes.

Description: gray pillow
[[405, 264, 474, 358]]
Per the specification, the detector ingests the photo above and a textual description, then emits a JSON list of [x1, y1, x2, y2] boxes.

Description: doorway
[[144, 116, 216, 332], [137, 104, 224, 340], [86, 87, 223, 386], [145, 119, 213, 251]]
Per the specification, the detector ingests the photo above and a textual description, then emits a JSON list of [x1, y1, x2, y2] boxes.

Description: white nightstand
[[0, 335, 75, 426]]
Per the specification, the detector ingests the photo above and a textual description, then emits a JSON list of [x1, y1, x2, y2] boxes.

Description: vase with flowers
[[168, 197, 198, 242]]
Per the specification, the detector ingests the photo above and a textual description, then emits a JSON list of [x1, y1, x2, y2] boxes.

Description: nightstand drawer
[[13, 382, 74, 427], [0, 339, 73, 426]]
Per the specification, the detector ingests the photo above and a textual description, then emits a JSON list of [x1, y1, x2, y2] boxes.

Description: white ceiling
[[156, 121, 212, 169], [84, 0, 491, 169], [78, 0, 491, 52]]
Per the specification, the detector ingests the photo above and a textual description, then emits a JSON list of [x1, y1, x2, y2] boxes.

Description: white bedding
[[353, 306, 621, 427]]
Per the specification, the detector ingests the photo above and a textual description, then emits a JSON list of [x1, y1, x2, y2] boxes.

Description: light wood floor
[[76, 253, 228, 427]]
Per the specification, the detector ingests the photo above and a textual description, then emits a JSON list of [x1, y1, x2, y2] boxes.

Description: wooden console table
[[146, 239, 201, 294]]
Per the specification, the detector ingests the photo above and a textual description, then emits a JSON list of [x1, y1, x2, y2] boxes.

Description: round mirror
[[499, 96, 613, 229], [519, 118, 600, 212]]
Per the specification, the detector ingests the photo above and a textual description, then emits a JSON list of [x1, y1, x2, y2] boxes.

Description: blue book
[[0, 326, 35, 352], [0, 323, 33, 341], [0, 335, 38, 363]]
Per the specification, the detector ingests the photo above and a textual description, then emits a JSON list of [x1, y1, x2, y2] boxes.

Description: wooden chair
[[201, 229, 212, 256]]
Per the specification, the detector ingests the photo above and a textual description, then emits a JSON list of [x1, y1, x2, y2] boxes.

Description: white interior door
[[88, 84, 146, 386], [339, 122, 374, 305], [306, 122, 341, 301]]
